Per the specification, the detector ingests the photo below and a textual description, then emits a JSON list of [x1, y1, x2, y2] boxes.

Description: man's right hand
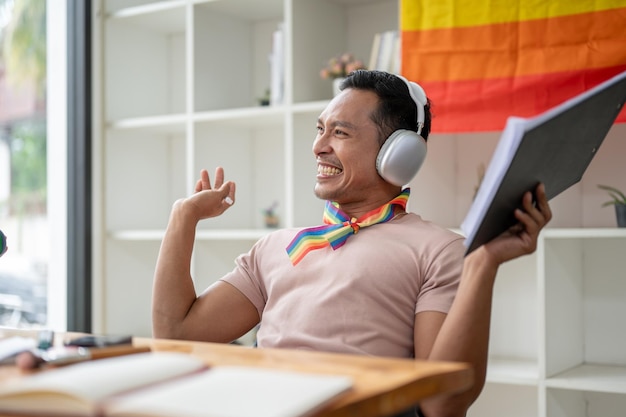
[[178, 167, 236, 222]]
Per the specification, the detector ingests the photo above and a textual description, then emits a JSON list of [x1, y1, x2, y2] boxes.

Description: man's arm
[[416, 183, 552, 417], [152, 168, 259, 342]]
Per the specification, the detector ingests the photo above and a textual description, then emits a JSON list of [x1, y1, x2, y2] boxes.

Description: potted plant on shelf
[[597, 184, 626, 227], [320, 53, 366, 96], [257, 88, 270, 106], [262, 201, 280, 228]]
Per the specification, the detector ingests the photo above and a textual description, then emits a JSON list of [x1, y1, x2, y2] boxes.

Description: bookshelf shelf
[[486, 358, 539, 386], [192, 107, 285, 128], [546, 364, 626, 394], [109, 229, 271, 242], [107, 114, 187, 133]]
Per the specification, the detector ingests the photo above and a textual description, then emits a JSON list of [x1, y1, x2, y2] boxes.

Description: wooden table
[[0, 329, 473, 417]]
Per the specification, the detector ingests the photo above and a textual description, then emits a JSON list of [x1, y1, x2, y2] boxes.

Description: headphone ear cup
[[376, 130, 427, 186]]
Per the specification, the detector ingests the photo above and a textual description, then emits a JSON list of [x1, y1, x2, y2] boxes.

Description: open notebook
[[0, 351, 353, 417]]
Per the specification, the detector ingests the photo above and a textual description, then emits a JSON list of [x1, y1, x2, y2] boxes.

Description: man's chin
[[313, 184, 333, 201]]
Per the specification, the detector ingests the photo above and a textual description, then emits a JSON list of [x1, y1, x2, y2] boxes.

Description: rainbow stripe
[[401, 1, 626, 132], [286, 189, 410, 265]]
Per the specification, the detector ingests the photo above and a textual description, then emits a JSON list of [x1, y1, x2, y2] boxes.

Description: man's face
[[313, 88, 389, 207]]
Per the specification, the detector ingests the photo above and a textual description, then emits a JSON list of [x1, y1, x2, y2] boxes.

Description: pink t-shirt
[[220, 212, 465, 358]]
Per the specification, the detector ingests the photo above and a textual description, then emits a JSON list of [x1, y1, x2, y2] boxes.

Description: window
[[0, 0, 80, 331], [0, 0, 49, 329]]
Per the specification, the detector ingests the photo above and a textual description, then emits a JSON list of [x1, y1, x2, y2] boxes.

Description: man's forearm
[[152, 200, 201, 339], [421, 248, 500, 417]]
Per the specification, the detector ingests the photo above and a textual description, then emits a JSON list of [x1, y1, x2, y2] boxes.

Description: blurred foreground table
[[0, 328, 473, 417]]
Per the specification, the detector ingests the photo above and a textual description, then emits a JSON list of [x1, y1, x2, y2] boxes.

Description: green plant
[[257, 88, 270, 106], [597, 184, 626, 206]]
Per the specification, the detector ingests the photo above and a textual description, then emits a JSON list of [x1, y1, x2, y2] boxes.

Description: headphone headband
[[395, 74, 426, 135]]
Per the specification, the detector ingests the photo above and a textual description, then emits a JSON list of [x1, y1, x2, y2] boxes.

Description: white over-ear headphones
[[375, 74, 428, 187]]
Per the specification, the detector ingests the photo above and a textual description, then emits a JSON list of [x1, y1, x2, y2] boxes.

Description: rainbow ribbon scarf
[[286, 188, 410, 265]]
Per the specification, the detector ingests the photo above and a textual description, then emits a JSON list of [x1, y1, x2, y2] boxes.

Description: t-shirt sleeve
[[415, 236, 465, 315], [220, 241, 268, 319]]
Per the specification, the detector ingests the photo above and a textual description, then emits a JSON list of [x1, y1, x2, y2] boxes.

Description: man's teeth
[[318, 165, 342, 176]]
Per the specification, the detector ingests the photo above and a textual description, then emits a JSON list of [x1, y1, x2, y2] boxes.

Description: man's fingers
[[201, 169, 211, 190], [214, 167, 225, 189], [221, 182, 235, 206], [194, 169, 235, 211], [534, 183, 553, 224], [522, 184, 551, 228], [512, 184, 552, 245]]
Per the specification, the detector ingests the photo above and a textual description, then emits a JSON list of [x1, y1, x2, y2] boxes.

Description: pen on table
[[16, 344, 152, 370]]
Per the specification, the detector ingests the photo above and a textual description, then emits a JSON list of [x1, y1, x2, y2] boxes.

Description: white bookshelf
[[93, 1, 626, 415], [468, 225, 626, 416], [93, 0, 398, 334]]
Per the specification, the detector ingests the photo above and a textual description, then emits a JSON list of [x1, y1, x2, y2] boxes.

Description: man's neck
[[334, 188, 407, 220]]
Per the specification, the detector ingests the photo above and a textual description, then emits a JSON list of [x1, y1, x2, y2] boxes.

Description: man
[[152, 70, 552, 417]]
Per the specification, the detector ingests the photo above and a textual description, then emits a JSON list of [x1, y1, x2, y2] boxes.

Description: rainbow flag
[[401, 1, 626, 133]]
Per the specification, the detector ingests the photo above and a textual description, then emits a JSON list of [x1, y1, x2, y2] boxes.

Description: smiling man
[[152, 70, 552, 417]]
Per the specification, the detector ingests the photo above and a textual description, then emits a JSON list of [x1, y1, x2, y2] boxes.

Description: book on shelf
[[461, 69, 626, 254], [389, 34, 401, 75], [269, 22, 285, 106], [368, 30, 399, 74], [367, 32, 381, 71], [0, 351, 354, 417]]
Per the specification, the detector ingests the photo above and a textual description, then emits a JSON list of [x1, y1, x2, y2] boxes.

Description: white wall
[[409, 123, 626, 229]]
